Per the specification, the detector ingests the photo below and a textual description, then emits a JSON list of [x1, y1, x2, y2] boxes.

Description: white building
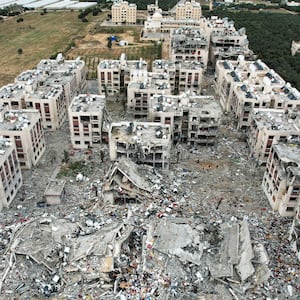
[[111, 0, 137, 24]]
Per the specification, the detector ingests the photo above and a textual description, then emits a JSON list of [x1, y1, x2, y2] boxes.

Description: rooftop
[[0, 83, 25, 101], [27, 85, 63, 101], [252, 108, 300, 131], [0, 136, 14, 158], [111, 121, 171, 145], [44, 180, 66, 196], [0, 109, 40, 132], [70, 94, 106, 113]]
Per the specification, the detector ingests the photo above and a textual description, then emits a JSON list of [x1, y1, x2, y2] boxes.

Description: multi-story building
[[97, 54, 148, 96], [170, 27, 209, 69], [262, 142, 300, 217], [200, 16, 254, 66], [109, 121, 171, 170], [0, 83, 27, 110], [148, 93, 222, 145], [127, 72, 171, 118], [111, 0, 137, 24], [37, 55, 87, 105], [69, 94, 109, 149], [25, 85, 66, 131], [0, 107, 45, 169], [0, 137, 22, 211], [248, 109, 300, 165], [175, 0, 201, 21], [152, 59, 203, 94]]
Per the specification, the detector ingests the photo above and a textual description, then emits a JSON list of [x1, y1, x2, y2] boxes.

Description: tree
[[17, 48, 23, 54]]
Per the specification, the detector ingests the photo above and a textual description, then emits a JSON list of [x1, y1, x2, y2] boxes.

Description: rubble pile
[[0, 126, 300, 299]]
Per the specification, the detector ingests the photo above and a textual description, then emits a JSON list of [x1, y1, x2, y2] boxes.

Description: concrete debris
[[0, 121, 299, 299]]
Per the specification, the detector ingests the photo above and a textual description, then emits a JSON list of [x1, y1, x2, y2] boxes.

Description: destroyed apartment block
[[0, 137, 22, 212], [144, 217, 270, 298], [43, 179, 66, 205], [248, 108, 300, 165], [109, 121, 171, 170], [68, 94, 110, 149], [102, 157, 156, 205], [148, 92, 222, 145], [5, 216, 133, 297], [262, 142, 300, 217]]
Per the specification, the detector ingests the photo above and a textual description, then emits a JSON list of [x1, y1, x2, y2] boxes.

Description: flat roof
[[111, 121, 170, 145], [0, 83, 25, 101], [70, 94, 106, 113], [44, 180, 66, 196]]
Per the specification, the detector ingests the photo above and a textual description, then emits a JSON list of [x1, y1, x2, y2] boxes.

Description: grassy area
[[0, 11, 92, 86]]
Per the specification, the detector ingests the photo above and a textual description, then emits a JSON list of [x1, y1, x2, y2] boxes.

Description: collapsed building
[[102, 157, 157, 205], [148, 93, 222, 145], [68, 94, 110, 149], [262, 142, 300, 217], [143, 217, 270, 299], [109, 121, 171, 170], [289, 207, 300, 261]]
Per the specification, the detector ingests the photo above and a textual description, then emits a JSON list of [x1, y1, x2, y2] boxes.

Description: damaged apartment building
[[200, 16, 254, 66], [262, 141, 300, 217], [148, 93, 222, 145], [97, 54, 147, 96], [289, 207, 300, 261], [68, 94, 110, 149], [0, 106, 45, 169], [248, 108, 300, 165], [152, 59, 204, 95], [109, 121, 171, 170], [0, 137, 22, 211], [170, 27, 209, 69], [215, 57, 300, 129], [127, 72, 171, 118]]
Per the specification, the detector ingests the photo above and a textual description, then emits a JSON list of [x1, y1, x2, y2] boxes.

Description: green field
[[0, 11, 92, 86]]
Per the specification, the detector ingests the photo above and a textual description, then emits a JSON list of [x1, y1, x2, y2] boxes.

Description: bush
[[17, 48, 23, 54]]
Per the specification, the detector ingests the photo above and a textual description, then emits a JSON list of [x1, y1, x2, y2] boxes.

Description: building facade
[[248, 109, 300, 165], [109, 121, 171, 170], [69, 94, 109, 149], [175, 0, 201, 21], [262, 142, 300, 217], [111, 0, 137, 24], [0, 108, 46, 169], [148, 93, 222, 145], [0, 137, 22, 211]]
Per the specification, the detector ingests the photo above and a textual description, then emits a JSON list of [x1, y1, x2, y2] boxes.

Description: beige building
[[0, 108, 45, 169], [152, 59, 203, 94], [148, 93, 222, 145], [248, 109, 300, 165], [69, 94, 109, 149], [0, 83, 27, 110], [111, 0, 137, 24], [214, 58, 300, 129], [25, 85, 66, 131], [170, 27, 209, 69], [127, 72, 171, 118], [175, 0, 201, 21], [0, 137, 22, 211], [109, 121, 171, 170], [97, 54, 148, 96], [262, 142, 300, 217]]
